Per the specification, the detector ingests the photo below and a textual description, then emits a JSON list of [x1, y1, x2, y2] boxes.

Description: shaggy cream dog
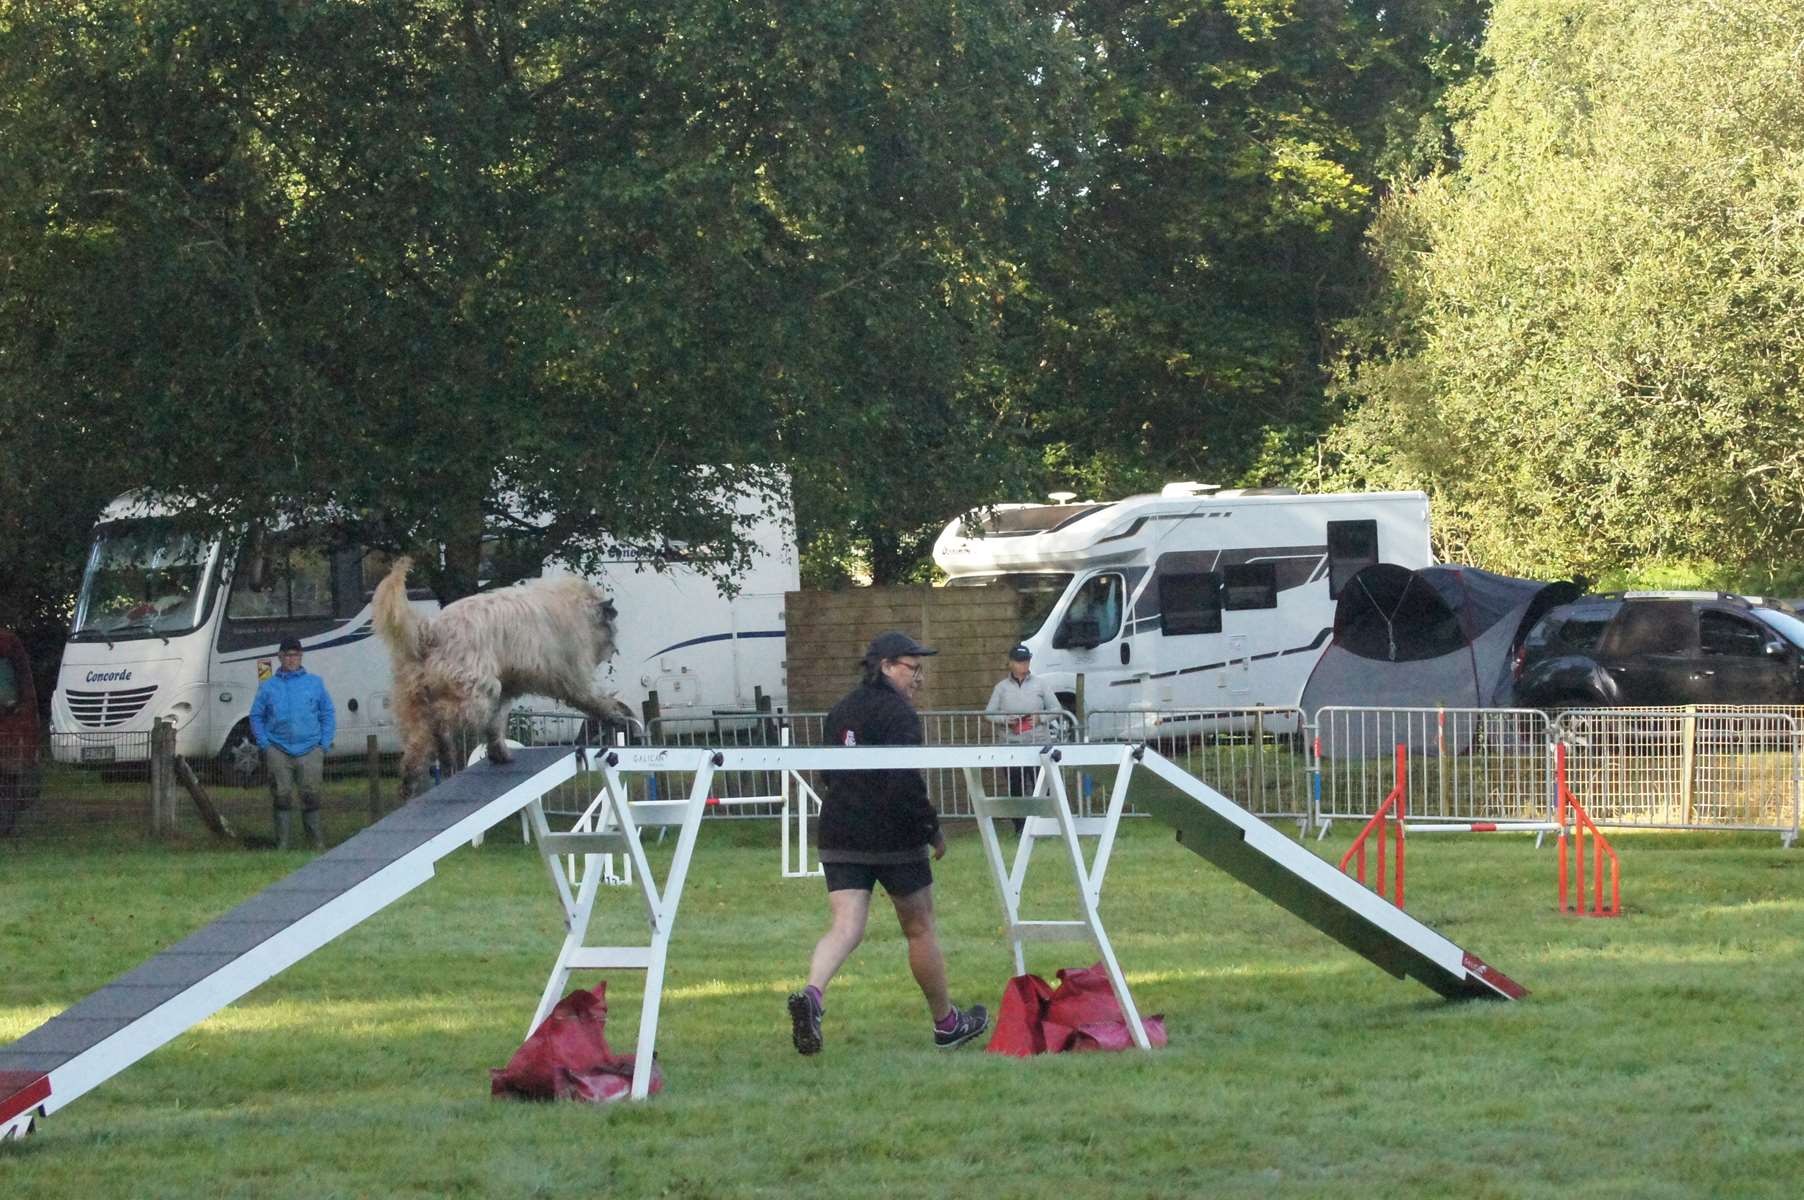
[[373, 558, 634, 796]]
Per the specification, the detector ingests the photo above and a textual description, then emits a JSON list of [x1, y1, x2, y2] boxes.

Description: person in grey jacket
[[985, 644, 1064, 819]]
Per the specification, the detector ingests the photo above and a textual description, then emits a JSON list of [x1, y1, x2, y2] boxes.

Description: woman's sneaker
[[932, 1003, 989, 1050], [788, 991, 823, 1056]]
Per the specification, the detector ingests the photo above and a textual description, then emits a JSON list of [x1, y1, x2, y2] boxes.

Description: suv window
[[1601, 601, 1694, 656], [1753, 606, 1804, 649], [1527, 603, 1619, 653], [1699, 611, 1766, 657]]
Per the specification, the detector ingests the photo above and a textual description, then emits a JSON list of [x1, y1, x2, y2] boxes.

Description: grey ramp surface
[[1131, 755, 1522, 1001], [0, 746, 577, 1086]]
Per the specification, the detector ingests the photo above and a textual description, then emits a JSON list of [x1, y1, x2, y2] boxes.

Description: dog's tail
[[372, 555, 428, 664]]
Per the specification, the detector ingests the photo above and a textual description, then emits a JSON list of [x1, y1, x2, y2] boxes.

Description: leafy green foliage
[[1334, 0, 1804, 586], [1020, 1, 1486, 502], [0, 2, 1078, 594], [0, 2, 1489, 605]]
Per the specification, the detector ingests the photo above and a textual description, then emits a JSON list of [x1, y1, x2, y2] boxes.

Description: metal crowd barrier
[[919, 708, 1082, 816], [1555, 709, 1801, 843], [1313, 707, 1556, 832], [1085, 707, 1312, 827], [13, 701, 1801, 848]]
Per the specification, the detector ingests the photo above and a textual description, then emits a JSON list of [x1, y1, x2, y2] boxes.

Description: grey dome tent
[[1299, 564, 1580, 756]]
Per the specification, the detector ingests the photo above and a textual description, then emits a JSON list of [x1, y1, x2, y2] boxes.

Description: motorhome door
[[1050, 571, 1141, 717]]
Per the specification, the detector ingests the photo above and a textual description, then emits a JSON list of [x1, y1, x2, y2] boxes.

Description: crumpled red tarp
[[490, 981, 663, 1102], [985, 963, 1167, 1056]]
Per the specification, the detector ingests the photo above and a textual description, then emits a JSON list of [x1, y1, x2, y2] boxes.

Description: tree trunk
[[865, 526, 907, 586]]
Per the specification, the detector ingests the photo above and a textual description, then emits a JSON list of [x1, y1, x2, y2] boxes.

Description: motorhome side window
[[1055, 574, 1124, 648], [1159, 572, 1222, 636], [227, 542, 334, 621], [479, 533, 544, 585], [359, 550, 437, 602], [1222, 562, 1278, 610], [1326, 520, 1379, 598]]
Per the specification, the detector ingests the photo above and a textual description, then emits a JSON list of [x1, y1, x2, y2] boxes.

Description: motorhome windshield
[[71, 521, 217, 640], [946, 572, 1074, 639]]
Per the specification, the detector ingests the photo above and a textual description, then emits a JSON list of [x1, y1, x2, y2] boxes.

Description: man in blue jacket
[[249, 637, 336, 850]]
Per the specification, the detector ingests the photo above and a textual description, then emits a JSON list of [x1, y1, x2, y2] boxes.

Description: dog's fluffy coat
[[373, 557, 633, 794]]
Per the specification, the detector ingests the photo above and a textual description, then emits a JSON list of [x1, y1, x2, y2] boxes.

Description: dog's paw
[[486, 741, 514, 764]]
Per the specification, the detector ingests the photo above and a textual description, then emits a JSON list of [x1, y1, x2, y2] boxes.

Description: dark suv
[[1514, 593, 1804, 709]]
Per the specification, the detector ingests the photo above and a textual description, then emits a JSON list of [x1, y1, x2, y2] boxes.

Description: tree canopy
[[0, 1, 1485, 620], [1333, 0, 1804, 586], [1020, 0, 1485, 501], [0, 0, 1082, 602]]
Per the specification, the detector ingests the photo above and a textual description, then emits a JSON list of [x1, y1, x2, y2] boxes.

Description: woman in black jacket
[[787, 631, 989, 1056]]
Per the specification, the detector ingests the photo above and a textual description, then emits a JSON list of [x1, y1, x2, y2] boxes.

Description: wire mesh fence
[[1555, 709, 1800, 838], [1313, 707, 1555, 828], [1085, 707, 1311, 824], [5, 701, 1800, 846], [6, 728, 393, 844]]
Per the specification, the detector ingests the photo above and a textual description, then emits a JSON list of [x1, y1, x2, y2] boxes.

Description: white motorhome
[[51, 491, 798, 775], [932, 483, 1433, 724]]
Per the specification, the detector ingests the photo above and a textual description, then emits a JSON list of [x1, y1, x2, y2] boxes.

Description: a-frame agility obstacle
[[2, 740, 1522, 1138]]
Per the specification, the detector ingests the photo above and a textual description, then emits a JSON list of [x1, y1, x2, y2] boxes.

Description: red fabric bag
[[490, 981, 663, 1101], [985, 963, 1167, 1056], [985, 973, 1057, 1057]]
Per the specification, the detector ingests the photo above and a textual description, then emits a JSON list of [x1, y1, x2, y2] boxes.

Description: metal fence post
[[1306, 711, 1321, 839], [367, 734, 382, 822]]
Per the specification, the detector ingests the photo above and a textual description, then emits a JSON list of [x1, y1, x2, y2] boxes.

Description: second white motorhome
[[932, 483, 1433, 724], [51, 491, 799, 777]]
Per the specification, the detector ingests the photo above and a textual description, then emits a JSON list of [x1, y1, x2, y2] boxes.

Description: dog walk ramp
[[1128, 749, 1523, 1001], [0, 746, 586, 1140]]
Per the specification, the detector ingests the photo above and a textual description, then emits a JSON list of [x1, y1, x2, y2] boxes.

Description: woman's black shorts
[[823, 858, 933, 898]]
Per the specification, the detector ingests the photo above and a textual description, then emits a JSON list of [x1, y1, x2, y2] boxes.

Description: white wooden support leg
[[625, 753, 716, 1100], [964, 766, 1030, 977], [782, 762, 825, 879], [527, 842, 607, 1036], [967, 747, 1150, 1052], [1043, 763, 1150, 1049]]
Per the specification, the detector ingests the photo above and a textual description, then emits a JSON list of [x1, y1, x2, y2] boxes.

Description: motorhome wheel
[[220, 723, 265, 785]]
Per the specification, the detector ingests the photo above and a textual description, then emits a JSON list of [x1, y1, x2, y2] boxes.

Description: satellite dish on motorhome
[[1160, 481, 1219, 497], [1047, 491, 1078, 504]]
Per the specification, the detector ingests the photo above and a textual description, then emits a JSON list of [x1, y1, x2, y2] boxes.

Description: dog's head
[[591, 594, 620, 661]]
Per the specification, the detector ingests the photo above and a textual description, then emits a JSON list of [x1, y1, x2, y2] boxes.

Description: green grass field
[[3, 817, 1802, 1198]]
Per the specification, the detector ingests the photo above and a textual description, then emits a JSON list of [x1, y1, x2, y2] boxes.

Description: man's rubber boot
[[274, 810, 293, 851], [302, 809, 325, 851]]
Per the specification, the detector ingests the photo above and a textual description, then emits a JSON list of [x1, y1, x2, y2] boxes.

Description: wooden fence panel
[[785, 585, 1021, 712]]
